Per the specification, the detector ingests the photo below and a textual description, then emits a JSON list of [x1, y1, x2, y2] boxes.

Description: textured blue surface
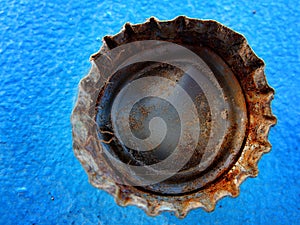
[[0, 0, 299, 224]]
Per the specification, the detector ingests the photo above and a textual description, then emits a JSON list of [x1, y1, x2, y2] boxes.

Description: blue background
[[0, 0, 299, 224]]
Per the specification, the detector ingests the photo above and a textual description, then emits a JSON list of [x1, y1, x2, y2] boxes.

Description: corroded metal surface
[[71, 16, 276, 218]]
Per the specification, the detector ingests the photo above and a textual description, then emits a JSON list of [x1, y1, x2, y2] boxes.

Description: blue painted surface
[[0, 0, 299, 224]]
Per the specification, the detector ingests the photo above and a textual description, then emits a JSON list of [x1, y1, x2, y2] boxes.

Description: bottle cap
[[71, 16, 276, 218]]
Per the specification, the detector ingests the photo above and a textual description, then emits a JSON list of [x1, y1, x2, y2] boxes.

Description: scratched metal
[[71, 17, 276, 218]]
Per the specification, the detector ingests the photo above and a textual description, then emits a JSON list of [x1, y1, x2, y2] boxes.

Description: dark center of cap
[[96, 43, 247, 195]]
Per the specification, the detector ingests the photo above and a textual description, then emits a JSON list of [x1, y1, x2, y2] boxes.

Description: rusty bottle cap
[[71, 16, 276, 218]]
